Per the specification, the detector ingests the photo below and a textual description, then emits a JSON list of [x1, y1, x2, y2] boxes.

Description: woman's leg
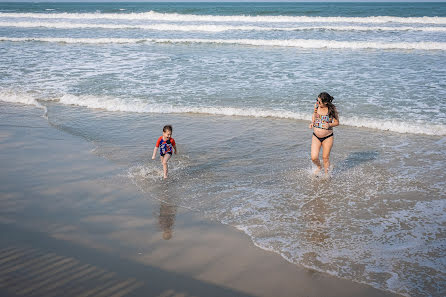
[[321, 136, 334, 174], [161, 154, 171, 178], [311, 135, 322, 174]]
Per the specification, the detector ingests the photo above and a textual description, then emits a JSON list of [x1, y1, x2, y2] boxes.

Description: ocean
[[0, 2, 445, 297]]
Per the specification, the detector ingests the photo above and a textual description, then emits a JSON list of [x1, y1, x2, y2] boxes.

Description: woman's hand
[[309, 122, 314, 129]]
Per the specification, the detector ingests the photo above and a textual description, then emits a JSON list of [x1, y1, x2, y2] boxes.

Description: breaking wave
[[1, 92, 445, 136], [1, 36, 445, 51], [1, 21, 445, 32], [1, 12, 446, 25]]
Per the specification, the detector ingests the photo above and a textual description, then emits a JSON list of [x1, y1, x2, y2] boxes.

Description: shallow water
[[33, 102, 444, 297]]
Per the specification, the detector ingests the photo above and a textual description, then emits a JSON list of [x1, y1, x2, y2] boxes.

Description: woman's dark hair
[[318, 92, 338, 120], [163, 125, 173, 132]]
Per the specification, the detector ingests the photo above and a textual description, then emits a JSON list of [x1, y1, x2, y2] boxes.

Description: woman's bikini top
[[314, 108, 333, 130]]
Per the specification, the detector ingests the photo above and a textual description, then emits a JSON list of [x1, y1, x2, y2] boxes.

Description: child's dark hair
[[318, 92, 338, 120], [163, 125, 173, 132]]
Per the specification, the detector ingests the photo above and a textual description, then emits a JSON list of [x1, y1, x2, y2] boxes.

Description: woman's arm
[[329, 117, 339, 128], [309, 103, 317, 128], [329, 107, 340, 128]]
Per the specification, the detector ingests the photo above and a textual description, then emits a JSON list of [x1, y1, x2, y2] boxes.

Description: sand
[[0, 102, 402, 297]]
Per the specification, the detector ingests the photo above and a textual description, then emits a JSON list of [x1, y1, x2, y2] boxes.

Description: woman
[[309, 92, 339, 175]]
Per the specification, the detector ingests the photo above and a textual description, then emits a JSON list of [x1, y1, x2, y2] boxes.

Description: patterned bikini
[[313, 111, 334, 143]]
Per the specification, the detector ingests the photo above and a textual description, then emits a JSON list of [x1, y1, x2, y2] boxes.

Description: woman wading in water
[[309, 92, 339, 175]]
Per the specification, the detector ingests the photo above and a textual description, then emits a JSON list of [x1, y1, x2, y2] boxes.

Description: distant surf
[[2, 37, 445, 51], [1, 21, 446, 33], [1, 12, 446, 25]]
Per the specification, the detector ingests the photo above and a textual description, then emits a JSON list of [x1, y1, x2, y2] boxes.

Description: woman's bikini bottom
[[313, 132, 333, 143]]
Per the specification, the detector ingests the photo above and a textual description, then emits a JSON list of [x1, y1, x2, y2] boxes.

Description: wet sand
[[0, 102, 402, 297]]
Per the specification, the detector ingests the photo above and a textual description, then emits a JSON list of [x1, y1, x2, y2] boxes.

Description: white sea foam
[[342, 116, 446, 136], [0, 90, 42, 107], [0, 21, 275, 32], [2, 92, 445, 136], [127, 163, 164, 182], [57, 94, 446, 136], [0, 90, 48, 117], [221, 172, 445, 297], [1, 12, 445, 25], [0, 37, 142, 44], [2, 36, 445, 51], [1, 21, 445, 32], [162, 38, 446, 51], [58, 93, 308, 119], [59, 94, 151, 111]]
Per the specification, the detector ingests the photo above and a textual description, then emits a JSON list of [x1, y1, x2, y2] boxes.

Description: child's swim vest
[[156, 137, 176, 155]]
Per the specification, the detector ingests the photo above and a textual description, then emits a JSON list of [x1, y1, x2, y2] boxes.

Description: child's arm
[[152, 137, 161, 159], [152, 146, 158, 159], [171, 138, 177, 154]]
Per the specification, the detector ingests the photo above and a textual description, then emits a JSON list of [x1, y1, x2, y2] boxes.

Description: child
[[152, 125, 177, 179]]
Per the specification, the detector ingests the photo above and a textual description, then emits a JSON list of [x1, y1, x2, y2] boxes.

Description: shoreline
[[1, 102, 404, 297]]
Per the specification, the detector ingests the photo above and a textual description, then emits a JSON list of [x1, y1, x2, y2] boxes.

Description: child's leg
[[159, 155, 165, 178], [161, 154, 171, 178]]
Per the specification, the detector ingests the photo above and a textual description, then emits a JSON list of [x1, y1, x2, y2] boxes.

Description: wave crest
[[1, 37, 445, 51], [0, 90, 42, 107], [1, 12, 445, 25], [2, 92, 443, 136], [1, 21, 445, 33]]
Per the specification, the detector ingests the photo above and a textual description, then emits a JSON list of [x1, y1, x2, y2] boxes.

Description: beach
[[0, 102, 404, 297], [1, 2, 445, 296]]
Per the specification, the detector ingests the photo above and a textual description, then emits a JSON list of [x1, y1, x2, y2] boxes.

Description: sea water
[[0, 2, 445, 297]]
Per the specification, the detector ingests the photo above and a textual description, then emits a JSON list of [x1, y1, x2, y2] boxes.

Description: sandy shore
[[0, 102, 402, 297]]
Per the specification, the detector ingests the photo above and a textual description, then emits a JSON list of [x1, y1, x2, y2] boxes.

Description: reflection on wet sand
[[302, 182, 330, 246], [302, 197, 330, 245], [157, 184, 178, 240]]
